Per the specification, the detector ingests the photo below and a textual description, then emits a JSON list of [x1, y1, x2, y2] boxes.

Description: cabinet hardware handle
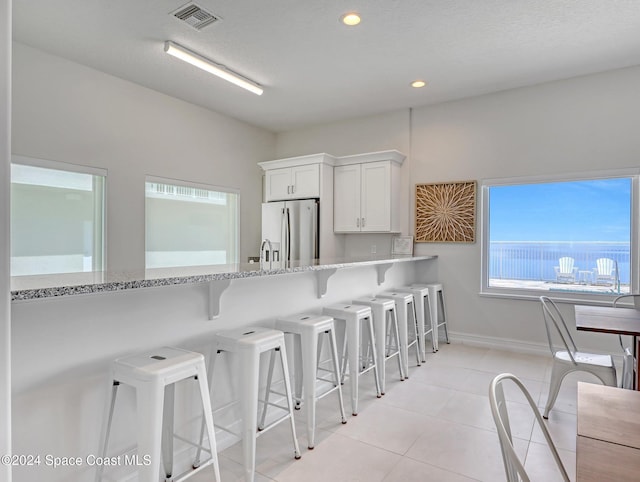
[[287, 185, 291, 194], [356, 218, 360, 227], [362, 217, 365, 227], [291, 184, 295, 194]]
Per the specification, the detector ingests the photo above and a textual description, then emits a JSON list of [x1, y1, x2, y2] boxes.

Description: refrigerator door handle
[[286, 207, 291, 262], [280, 207, 287, 266]]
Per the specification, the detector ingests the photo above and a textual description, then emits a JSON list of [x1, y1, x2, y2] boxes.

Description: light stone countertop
[[10, 255, 436, 301]]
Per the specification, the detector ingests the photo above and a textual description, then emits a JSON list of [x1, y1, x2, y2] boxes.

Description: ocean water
[[489, 241, 630, 284]]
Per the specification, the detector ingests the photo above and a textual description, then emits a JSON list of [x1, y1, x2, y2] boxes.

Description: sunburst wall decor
[[415, 181, 477, 243]]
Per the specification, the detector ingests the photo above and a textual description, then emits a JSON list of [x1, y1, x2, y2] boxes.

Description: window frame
[[144, 175, 241, 269], [10, 154, 107, 275], [480, 168, 640, 304]]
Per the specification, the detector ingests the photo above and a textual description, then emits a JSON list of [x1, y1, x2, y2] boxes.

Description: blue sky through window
[[489, 178, 631, 242]]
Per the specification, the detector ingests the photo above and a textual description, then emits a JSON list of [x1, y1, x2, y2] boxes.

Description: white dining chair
[[540, 296, 617, 418], [489, 373, 570, 482], [613, 294, 639, 390]]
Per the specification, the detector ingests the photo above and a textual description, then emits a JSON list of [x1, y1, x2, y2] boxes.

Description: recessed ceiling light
[[341, 12, 361, 26], [411, 80, 426, 88]]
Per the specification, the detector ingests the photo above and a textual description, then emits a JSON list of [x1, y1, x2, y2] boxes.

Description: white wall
[[1, 1, 12, 480], [277, 65, 640, 353], [12, 42, 276, 271]]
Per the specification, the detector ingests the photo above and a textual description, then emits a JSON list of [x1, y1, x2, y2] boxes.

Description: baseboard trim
[[447, 331, 549, 356], [448, 331, 624, 367]]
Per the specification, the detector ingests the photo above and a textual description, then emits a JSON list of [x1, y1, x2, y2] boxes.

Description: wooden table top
[[575, 305, 640, 336], [577, 382, 640, 450], [577, 436, 640, 482], [577, 383, 640, 481]]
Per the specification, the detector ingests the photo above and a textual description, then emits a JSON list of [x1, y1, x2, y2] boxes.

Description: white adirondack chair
[[592, 257, 617, 285], [554, 257, 578, 283]]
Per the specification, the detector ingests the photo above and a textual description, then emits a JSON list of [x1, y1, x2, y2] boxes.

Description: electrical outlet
[[371, 245, 377, 254]]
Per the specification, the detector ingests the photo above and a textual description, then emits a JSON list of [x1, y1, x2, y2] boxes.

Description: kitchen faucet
[[260, 239, 272, 270]]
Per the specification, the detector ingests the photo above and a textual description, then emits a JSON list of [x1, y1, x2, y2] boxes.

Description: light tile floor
[[193, 343, 607, 482]]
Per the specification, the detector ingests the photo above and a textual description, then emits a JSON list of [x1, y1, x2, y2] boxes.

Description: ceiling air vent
[[171, 3, 220, 31]]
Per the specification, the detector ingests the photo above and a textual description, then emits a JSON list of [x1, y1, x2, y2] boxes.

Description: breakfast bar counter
[[11, 255, 436, 301], [11, 255, 436, 319]]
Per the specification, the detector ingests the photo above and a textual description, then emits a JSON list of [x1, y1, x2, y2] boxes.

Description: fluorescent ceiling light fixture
[[411, 80, 426, 88], [341, 12, 361, 26], [164, 41, 263, 96]]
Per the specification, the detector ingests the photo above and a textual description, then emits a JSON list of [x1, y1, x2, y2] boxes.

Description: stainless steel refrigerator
[[261, 199, 319, 268]]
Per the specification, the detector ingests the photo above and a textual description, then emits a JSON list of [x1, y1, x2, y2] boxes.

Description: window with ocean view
[[481, 173, 637, 299]]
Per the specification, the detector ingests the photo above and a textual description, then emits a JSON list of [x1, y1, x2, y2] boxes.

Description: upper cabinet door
[[333, 164, 361, 232], [265, 164, 320, 201], [360, 161, 391, 232], [291, 164, 320, 199], [265, 168, 292, 201]]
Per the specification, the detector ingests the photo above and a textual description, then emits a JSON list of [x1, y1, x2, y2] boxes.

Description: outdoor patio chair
[[489, 373, 570, 482], [539, 296, 617, 418], [592, 257, 618, 286], [553, 256, 578, 283], [613, 294, 639, 390]]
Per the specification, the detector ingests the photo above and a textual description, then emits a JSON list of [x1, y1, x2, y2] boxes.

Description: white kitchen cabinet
[[361, 161, 392, 232], [333, 164, 361, 232], [264, 164, 319, 201], [333, 155, 403, 233]]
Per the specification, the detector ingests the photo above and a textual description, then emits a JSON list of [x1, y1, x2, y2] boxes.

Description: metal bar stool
[[322, 303, 382, 415], [352, 296, 406, 394], [194, 327, 301, 482], [271, 313, 347, 449], [377, 290, 422, 377], [412, 283, 450, 350], [96, 346, 220, 482], [396, 286, 435, 359]]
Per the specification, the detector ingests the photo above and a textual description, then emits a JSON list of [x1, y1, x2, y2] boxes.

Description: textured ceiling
[[12, 0, 640, 132]]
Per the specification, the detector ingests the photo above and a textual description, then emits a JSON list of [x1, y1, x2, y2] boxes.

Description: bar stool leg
[[327, 328, 347, 425], [300, 329, 318, 449], [339, 332, 348, 385], [395, 301, 410, 377], [390, 307, 406, 381], [410, 302, 422, 367], [371, 304, 387, 394], [277, 346, 302, 459], [194, 350, 218, 468], [365, 317, 382, 399], [427, 288, 440, 351], [413, 295, 428, 361], [96, 380, 119, 482], [258, 349, 277, 431], [195, 361, 221, 481], [293, 334, 304, 409], [439, 290, 450, 343], [345, 318, 361, 415], [136, 380, 164, 482], [423, 294, 437, 354], [239, 349, 260, 482], [162, 384, 175, 479]]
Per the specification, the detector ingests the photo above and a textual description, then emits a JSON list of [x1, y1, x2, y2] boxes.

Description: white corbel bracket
[[316, 268, 337, 298], [376, 263, 393, 285], [208, 279, 232, 320]]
